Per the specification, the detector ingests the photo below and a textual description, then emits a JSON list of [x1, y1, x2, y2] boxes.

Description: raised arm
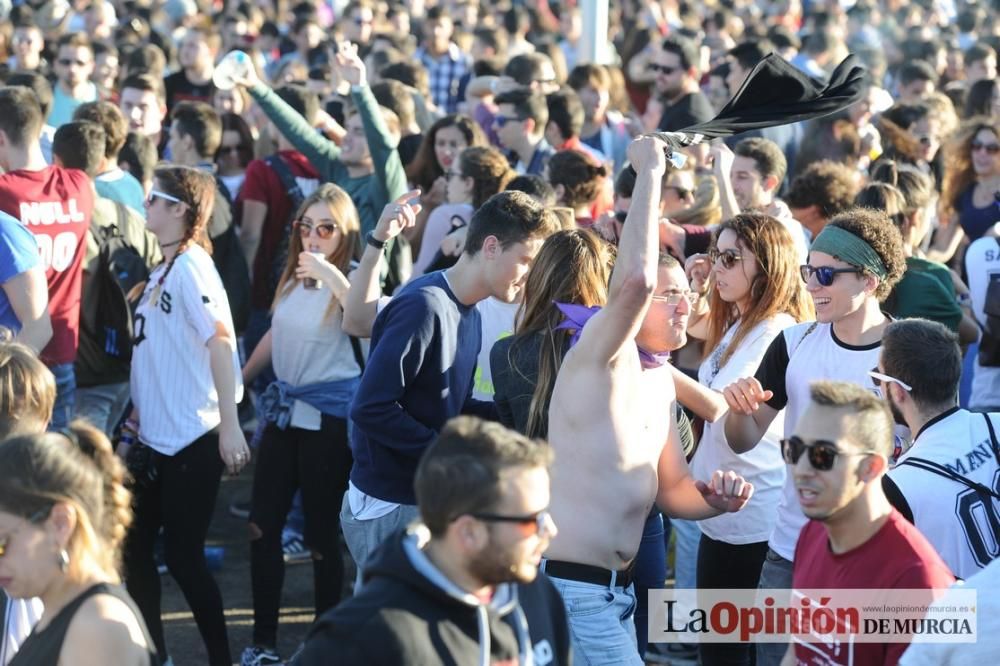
[[710, 142, 740, 222], [342, 191, 421, 337], [570, 136, 665, 365]]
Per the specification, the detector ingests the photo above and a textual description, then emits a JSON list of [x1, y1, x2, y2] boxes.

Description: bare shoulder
[[61, 593, 151, 666]]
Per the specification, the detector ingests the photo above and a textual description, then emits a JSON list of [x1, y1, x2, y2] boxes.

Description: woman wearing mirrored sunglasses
[[936, 118, 1000, 263], [239, 183, 362, 665], [670, 212, 812, 666], [126, 166, 246, 666]]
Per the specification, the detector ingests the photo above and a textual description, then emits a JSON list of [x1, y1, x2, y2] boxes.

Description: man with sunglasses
[[877, 319, 1000, 580], [544, 136, 753, 665], [652, 36, 713, 132], [721, 209, 906, 665], [493, 87, 556, 176], [784, 380, 954, 666], [48, 34, 97, 129], [293, 416, 571, 665]]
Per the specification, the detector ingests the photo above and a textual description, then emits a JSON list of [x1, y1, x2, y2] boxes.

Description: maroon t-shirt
[[238, 150, 319, 309], [0, 166, 93, 365], [792, 509, 955, 666]]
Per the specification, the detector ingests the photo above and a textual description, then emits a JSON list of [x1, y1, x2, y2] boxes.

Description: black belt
[[543, 559, 635, 588]]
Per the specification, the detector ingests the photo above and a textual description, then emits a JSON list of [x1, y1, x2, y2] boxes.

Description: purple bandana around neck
[[553, 302, 671, 369]]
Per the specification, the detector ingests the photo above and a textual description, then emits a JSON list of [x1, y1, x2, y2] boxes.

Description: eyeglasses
[[493, 114, 525, 127], [146, 190, 183, 206], [0, 507, 51, 558], [648, 63, 678, 75], [868, 368, 912, 392], [780, 435, 879, 471], [294, 220, 339, 239], [971, 141, 1000, 155], [471, 509, 551, 537], [57, 58, 90, 67], [800, 264, 862, 287], [709, 247, 743, 270], [650, 289, 699, 307]]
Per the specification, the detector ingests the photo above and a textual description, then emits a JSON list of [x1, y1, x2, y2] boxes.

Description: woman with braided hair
[[0, 420, 157, 665], [122, 165, 246, 665]]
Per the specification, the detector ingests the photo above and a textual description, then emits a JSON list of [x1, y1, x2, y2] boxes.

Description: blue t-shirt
[[95, 168, 146, 215], [0, 211, 41, 333]]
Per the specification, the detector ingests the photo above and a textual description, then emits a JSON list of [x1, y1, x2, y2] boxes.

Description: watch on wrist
[[366, 231, 387, 250]]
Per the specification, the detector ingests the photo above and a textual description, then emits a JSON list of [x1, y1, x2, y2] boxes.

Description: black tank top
[[9, 583, 158, 666]]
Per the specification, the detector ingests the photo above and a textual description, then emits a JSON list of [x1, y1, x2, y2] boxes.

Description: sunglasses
[[58, 58, 90, 67], [868, 367, 913, 392], [493, 114, 525, 127], [294, 220, 339, 239], [781, 435, 879, 471], [648, 63, 678, 75], [650, 289, 699, 307], [220, 145, 245, 154], [665, 185, 694, 200], [800, 264, 862, 286], [971, 141, 1000, 155], [709, 247, 743, 270], [471, 509, 551, 537], [146, 190, 183, 206], [0, 507, 51, 558]]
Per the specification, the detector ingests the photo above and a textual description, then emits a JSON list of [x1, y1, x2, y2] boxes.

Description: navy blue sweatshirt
[[349, 271, 485, 504]]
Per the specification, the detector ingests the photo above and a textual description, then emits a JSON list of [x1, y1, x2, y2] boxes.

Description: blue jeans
[[339, 495, 420, 590], [671, 518, 700, 590], [756, 548, 794, 666], [633, 510, 665, 655], [544, 569, 643, 666], [48, 363, 76, 431], [75, 381, 130, 436]]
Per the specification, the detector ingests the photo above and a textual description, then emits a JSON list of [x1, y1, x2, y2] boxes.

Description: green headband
[[810, 225, 888, 280]]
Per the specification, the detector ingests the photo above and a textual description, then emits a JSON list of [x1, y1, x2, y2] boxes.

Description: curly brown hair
[[785, 160, 860, 219], [824, 208, 907, 300], [940, 116, 1000, 222]]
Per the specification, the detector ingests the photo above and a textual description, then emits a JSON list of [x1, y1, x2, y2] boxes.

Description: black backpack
[[210, 178, 251, 333], [76, 204, 150, 386], [979, 239, 1000, 367], [265, 154, 306, 297]]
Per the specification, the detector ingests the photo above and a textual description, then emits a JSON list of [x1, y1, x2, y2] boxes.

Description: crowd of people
[[1, 0, 1000, 665]]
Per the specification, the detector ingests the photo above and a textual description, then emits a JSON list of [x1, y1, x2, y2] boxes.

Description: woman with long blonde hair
[[680, 212, 813, 666], [490, 229, 615, 438], [239, 183, 362, 666]]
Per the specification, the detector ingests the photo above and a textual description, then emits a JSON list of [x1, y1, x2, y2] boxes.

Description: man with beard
[[542, 135, 754, 665], [879, 319, 1000, 580], [293, 416, 571, 665], [652, 36, 714, 132]]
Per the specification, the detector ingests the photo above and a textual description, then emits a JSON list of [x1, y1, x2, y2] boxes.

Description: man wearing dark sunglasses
[[295, 416, 571, 666], [721, 209, 906, 665], [651, 36, 713, 132], [49, 34, 97, 129], [493, 88, 556, 177], [878, 319, 1000, 580], [785, 380, 954, 666]]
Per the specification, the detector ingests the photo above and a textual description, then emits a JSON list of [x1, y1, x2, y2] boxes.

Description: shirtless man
[[543, 135, 754, 665]]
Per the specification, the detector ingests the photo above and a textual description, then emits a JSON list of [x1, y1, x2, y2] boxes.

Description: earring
[[57, 548, 69, 572]]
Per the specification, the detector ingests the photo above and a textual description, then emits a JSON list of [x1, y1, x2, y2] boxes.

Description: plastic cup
[[303, 252, 325, 290], [213, 50, 251, 91]]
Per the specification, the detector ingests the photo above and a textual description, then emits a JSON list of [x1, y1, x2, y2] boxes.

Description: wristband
[[366, 231, 387, 251]]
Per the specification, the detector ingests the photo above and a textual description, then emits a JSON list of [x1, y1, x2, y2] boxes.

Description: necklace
[[160, 237, 183, 249]]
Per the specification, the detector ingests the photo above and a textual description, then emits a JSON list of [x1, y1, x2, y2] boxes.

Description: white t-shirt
[[471, 297, 519, 401], [887, 408, 1000, 580], [271, 282, 366, 430], [130, 246, 243, 455], [899, 557, 1000, 664], [748, 321, 887, 560], [1, 597, 42, 665], [693, 315, 794, 544], [965, 237, 1000, 410]]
